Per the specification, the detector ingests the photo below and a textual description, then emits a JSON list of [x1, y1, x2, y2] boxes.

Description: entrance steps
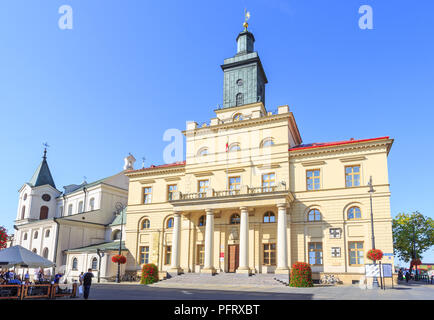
[[159, 272, 288, 287]]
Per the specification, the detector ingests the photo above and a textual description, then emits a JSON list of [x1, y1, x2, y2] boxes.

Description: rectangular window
[[140, 246, 149, 264], [167, 184, 177, 201], [198, 180, 209, 198], [329, 228, 342, 239], [197, 245, 205, 266], [263, 243, 276, 266], [262, 173, 276, 192], [229, 176, 241, 195], [308, 242, 323, 265], [331, 247, 341, 258], [345, 165, 361, 187], [165, 246, 172, 265], [306, 169, 321, 190], [143, 187, 152, 204], [348, 241, 364, 266]]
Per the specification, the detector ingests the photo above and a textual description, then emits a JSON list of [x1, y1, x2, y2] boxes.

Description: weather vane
[[243, 9, 250, 30], [142, 157, 146, 169]]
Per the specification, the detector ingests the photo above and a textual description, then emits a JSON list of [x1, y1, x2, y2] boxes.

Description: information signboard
[[365, 264, 380, 277], [382, 264, 393, 278]]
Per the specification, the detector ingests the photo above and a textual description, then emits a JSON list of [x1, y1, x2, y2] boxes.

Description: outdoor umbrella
[[0, 245, 55, 268]]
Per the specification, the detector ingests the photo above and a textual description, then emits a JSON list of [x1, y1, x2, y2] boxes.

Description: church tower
[[221, 21, 268, 109], [16, 148, 60, 223]]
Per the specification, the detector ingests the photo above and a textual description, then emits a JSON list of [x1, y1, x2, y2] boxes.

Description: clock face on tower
[[237, 79, 243, 86], [42, 194, 51, 202]]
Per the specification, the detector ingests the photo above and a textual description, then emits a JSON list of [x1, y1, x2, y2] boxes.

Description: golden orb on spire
[[243, 21, 249, 29]]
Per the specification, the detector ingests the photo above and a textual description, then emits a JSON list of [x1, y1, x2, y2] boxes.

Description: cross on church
[[42, 142, 50, 158]]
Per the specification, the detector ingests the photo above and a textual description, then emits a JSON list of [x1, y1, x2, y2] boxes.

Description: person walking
[[82, 268, 94, 300], [405, 270, 410, 283]]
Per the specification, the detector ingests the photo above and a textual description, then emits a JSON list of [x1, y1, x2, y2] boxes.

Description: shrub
[[140, 263, 159, 284], [289, 262, 313, 287]]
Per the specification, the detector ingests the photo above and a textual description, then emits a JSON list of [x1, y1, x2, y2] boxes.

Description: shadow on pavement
[[89, 284, 314, 300]]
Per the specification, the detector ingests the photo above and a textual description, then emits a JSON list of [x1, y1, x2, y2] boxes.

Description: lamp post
[[115, 202, 126, 284], [368, 176, 379, 289], [96, 248, 105, 283]]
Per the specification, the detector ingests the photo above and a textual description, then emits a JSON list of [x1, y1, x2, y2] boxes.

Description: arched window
[[229, 143, 241, 152], [23, 193, 27, 201], [89, 198, 95, 211], [72, 258, 78, 270], [233, 113, 243, 121], [198, 147, 208, 157], [198, 215, 206, 227], [308, 209, 321, 222], [112, 230, 121, 240], [45, 229, 50, 238], [263, 211, 276, 223], [91, 257, 98, 270], [21, 206, 26, 220], [59, 206, 64, 216], [261, 138, 275, 148], [230, 214, 240, 225], [142, 219, 150, 229], [348, 207, 362, 220], [68, 204, 73, 215], [34, 231, 39, 239], [167, 218, 174, 229], [42, 248, 49, 259], [78, 201, 84, 213], [23, 233, 28, 241], [236, 93, 244, 106], [39, 206, 48, 220]]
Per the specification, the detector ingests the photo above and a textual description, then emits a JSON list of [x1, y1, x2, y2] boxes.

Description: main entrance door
[[227, 244, 239, 272]]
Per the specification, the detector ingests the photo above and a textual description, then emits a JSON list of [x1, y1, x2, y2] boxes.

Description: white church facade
[[12, 149, 137, 281]]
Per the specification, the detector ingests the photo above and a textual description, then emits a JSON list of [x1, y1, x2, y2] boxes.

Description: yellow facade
[[124, 100, 394, 284]]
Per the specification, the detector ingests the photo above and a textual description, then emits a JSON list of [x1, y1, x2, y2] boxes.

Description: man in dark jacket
[[82, 268, 94, 300]]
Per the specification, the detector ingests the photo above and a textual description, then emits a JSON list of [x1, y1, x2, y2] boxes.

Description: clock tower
[[221, 23, 268, 109]]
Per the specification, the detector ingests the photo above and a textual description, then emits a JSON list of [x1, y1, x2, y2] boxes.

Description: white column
[[202, 209, 216, 274], [276, 203, 290, 274], [237, 207, 250, 274], [170, 212, 182, 274]]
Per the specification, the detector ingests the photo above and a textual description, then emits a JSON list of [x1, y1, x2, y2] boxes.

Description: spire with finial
[[42, 142, 49, 160], [243, 9, 250, 30]]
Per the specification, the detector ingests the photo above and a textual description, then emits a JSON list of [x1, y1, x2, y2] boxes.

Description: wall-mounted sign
[[365, 264, 380, 277]]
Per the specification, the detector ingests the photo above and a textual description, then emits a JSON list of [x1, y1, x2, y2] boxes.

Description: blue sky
[[0, 1, 433, 264]]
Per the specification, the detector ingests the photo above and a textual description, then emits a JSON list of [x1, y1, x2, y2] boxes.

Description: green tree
[[392, 212, 434, 271]]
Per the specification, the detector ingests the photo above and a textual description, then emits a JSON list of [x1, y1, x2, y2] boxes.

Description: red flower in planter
[[367, 249, 383, 261], [111, 254, 127, 264]]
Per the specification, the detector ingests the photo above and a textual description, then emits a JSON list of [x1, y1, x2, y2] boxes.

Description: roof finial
[[243, 9, 250, 30], [42, 142, 50, 160]]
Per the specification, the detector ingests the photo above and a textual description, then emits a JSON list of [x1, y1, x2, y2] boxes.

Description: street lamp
[[96, 248, 105, 283], [115, 202, 126, 283], [368, 176, 380, 289]]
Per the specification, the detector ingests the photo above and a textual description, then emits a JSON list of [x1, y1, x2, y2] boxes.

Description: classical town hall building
[[124, 24, 394, 284]]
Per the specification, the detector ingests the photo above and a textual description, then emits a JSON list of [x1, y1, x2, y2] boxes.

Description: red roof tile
[[126, 161, 186, 173], [289, 136, 390, 151]]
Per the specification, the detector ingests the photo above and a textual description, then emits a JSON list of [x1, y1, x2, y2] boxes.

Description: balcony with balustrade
[[169, 183, 293, 212]]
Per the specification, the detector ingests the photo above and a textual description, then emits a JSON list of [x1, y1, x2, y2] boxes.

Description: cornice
[[289, 139, 393, 158]]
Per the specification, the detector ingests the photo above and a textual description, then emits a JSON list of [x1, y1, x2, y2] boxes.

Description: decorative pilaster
[[275, 203, 290, 274], [201, 209, 216, 274], [169, 212, 182, 274], [236, 206, 251, 275]]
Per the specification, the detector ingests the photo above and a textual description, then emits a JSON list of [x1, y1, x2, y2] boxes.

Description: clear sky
[[0, 1, 433, 264]]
